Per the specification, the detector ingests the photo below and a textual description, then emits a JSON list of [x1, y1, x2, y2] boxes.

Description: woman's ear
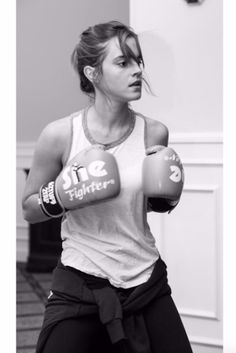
[[84, 66, 101, 85], [83, 66, 96, 83]]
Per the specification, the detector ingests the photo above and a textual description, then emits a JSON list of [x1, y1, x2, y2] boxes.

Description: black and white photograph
[[14, 0, 225, 352]]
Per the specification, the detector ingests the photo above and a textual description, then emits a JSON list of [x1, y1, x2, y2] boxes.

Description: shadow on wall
[[134, 31, 175, 116]]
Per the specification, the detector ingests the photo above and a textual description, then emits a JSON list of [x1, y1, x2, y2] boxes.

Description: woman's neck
[[89, 100, 130, 132]]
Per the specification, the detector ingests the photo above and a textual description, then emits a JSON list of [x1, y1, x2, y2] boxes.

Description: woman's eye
[[117, 59, 143, 68], [118, 61, 127, 67]]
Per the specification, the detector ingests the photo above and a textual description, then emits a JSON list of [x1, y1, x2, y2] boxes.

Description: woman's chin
[[130, 92, 142, 101]]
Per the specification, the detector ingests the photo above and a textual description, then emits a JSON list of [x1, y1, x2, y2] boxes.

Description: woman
[[22, 20, 192, 353]]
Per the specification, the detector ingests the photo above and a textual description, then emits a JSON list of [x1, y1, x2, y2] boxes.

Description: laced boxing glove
[[38, 145, 121, 218], [142, 145, 184, 213]]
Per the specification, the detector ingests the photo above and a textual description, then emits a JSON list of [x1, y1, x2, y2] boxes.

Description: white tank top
[[60, 108, 159, 288]]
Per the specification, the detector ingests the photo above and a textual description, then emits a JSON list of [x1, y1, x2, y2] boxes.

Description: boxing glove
[[142, 145, 184, 213], [38, 145, 121, 218]]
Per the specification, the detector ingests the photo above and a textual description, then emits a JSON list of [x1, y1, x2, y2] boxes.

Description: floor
[[16, 263, 53, 353]]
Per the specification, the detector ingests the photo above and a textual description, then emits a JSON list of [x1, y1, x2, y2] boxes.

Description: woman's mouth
[[129, 80, 142, 87]]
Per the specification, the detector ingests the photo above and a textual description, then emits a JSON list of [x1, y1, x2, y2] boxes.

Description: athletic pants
[[42, 292, 193, 353]]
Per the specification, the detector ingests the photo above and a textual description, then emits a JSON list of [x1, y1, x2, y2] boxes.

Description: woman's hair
[[71, 20, 145, 95]]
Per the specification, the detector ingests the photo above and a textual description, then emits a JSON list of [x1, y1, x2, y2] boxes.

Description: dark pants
[[42, 293, 192, 353]]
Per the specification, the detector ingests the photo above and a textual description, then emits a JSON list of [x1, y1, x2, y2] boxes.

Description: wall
[[130, 0, 222, 133], [130, 0, 223, 352], [16, 0, 129, 260], [17, 0, 129, 141]]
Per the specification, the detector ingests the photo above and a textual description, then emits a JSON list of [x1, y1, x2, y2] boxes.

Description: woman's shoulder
[[41, 110, 82, 138], [135, 111, 169, 147], [40, 115, 71, 145], [37, 112, 78, 164]]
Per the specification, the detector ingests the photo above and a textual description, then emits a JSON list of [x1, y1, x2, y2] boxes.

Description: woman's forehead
[[105, 36, 140, 60]]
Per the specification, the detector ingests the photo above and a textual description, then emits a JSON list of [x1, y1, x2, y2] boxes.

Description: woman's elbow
[[22, 196, 50, 224], [22, 198, 37, 224], [22, 201, 33, 223]]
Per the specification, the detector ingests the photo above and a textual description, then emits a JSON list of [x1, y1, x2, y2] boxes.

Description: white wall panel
[[147, 138, 223, 352], [130, 1, 222, 351]]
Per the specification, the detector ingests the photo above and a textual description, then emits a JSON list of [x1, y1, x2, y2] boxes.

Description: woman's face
[[96, 36, 143, 103]]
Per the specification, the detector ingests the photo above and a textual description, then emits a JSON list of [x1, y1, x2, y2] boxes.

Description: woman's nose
[[132, 61, 142, 77]]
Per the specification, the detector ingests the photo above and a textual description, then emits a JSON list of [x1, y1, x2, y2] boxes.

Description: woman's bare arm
[[22, 119, 70, 223]]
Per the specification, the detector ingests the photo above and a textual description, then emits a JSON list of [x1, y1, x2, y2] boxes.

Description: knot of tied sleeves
[[92, 286, 151, 353], [36, 258, 171, 353]]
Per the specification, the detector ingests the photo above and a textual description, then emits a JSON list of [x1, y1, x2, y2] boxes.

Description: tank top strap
[[133, 111, 148, 150], [66, 109, 90, 163]]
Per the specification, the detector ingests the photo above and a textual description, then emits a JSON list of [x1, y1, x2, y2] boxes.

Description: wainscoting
[[148, 132, 223, 352], [17, 142, 34, 262]]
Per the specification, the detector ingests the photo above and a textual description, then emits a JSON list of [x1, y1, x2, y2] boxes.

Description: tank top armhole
[[133, 111, 148, 150]]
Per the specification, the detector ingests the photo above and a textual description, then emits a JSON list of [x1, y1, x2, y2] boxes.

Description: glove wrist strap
[[38, 181, 65, 218], [148, 197, 179, 214]]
